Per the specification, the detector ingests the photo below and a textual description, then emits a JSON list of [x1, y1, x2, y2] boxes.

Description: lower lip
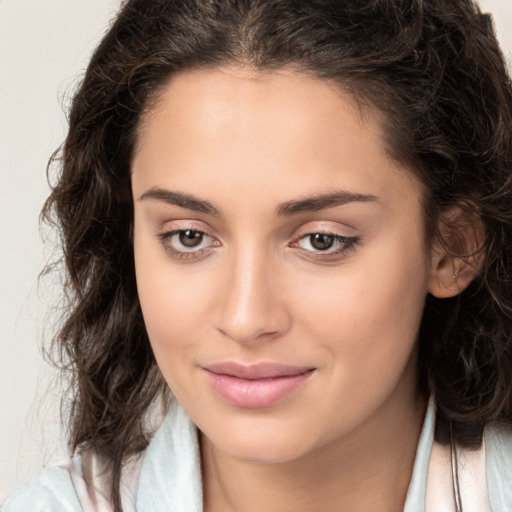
[[204, 370, 314, 409]]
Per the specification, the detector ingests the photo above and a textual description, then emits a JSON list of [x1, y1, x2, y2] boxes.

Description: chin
[[200, 413, 319, 465], [213, 437, 308, 465]]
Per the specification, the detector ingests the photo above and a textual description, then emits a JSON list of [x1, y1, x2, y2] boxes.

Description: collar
[[135, 399, 203, 511], [133, 397, 492, 512]]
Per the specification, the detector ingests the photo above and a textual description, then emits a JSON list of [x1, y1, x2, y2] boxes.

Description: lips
[[203, 362, 315, 408]]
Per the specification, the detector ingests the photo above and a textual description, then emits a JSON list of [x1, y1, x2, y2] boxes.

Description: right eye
[[159, 229, 219, 260]]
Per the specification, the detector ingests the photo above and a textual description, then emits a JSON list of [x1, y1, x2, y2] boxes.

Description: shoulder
[[1, 465, 83, 512], [485, 422, 512, 512], [2, 448, 146, 512], [2, 401, 202, 512]]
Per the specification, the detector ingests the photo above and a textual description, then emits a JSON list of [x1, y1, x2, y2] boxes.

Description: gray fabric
[[1, 465, 83, 512], [403, 398, 435, 512], [486, 423, 512, 512], [135, 400, 203, 511]]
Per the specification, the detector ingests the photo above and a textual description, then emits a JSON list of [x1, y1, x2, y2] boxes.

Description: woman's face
[[132, 67, 434, 463]]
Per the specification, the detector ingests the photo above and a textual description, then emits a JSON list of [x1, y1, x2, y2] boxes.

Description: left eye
[[295, 233, 356, 253], [160, 229, 216, 254], [176, 229, 207, 248]]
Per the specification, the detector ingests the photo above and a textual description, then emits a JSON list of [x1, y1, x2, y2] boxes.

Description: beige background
[[1, 0, 511, 501]]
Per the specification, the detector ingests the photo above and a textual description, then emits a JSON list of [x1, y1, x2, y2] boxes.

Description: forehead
[[132, 66, 423, 212], [138, 66, 377, 154]]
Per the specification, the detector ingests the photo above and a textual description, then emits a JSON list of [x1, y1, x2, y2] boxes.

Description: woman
[[3, 0, 512, 511]]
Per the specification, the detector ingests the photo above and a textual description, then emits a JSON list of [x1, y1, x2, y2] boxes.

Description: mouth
[[202, 362, 315, 409]]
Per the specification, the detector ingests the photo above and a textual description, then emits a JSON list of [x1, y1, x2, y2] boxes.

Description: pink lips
[[203, 362, 314, 409]]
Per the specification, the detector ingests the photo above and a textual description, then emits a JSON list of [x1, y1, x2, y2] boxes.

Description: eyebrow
[[139, 188, 221, 216], [139, 187, 378, 217], [276, 191, 378, 216]]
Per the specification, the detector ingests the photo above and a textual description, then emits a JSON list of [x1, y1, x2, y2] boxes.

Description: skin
[[131, 66, 460, 512]]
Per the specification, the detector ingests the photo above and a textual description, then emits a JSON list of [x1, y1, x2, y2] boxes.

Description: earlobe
[[427, 206, 485, 299]]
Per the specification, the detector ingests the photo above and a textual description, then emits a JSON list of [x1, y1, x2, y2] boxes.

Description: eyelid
[[292, 219, 357, 236], [289, 224, 361, 260], [292, 223, 353, 242], [155, 221, 360, 263], [157, 225, 220, 261], [156, 218, 217, 241], [292, 232, 358, 249], [159, 228, 212, 244]]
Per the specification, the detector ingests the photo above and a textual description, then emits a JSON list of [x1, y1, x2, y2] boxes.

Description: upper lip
[[203, 362, 314, 380]]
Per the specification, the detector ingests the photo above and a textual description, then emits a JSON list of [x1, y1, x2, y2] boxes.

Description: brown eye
[[159, 228, 218, 260], [294, 231, 360, 259], [309, 233, 335, 251], [179, 230, 204, 247]]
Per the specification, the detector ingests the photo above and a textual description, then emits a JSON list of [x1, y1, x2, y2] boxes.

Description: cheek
[[293, 254, 428, 431], [133, 233, 211, 369], [135, 268, 210, 403], [294, 232, 429, 373]]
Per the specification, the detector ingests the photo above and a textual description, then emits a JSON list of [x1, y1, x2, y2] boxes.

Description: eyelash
[[158, 229, 360, 262], [158, 229, 218, 260], [292, 232, 360, 260]]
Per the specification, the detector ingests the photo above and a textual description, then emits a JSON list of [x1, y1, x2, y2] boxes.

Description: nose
[[215, 248, 291, 345]]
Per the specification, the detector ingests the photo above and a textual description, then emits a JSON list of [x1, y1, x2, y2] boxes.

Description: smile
[[203, 362, 315, 409]]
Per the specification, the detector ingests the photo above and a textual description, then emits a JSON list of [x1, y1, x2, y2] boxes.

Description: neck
[[201, 390, 427, 512]]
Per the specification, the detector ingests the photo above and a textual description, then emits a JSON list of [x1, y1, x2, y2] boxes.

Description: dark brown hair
[[44, 0, 512, 509]]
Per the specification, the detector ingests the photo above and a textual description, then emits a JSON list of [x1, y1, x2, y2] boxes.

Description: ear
[[428, 206, 485, 298]]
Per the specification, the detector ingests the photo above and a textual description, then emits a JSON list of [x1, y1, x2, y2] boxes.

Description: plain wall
[[1, 0, 511, 501], [0, 0, 122, 500]]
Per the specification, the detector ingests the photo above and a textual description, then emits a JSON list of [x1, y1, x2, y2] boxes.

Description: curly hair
[[43, 0, 512, 509]]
